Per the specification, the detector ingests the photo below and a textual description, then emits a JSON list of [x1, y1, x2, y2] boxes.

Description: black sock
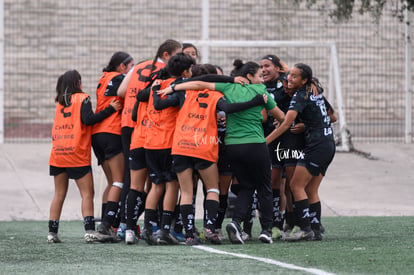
[[279, 211, 285, 230], [204, 200, 219, 231], [161, 211, 174, 233], [102, 201, 118, 228], [272, 189, 281, 228], [309, 201, 322, 231], [215, 194, 228, 230], [144, 209, 158, 233], [101, 203, 107, 220], [48, 220, 59, 234], [126, 189, 143, 230], [83, 216, 95, 231], [112, 202, 121, 228], [243, 192, 257, 235], [285, 211, 295, 229], [181, 204, 195, 238], [192, 185, 198, 215], [293, 199, 311, 231], [173, 204, 183, 233], [137, 192, 147, 219], [157, 193, 164, 227]]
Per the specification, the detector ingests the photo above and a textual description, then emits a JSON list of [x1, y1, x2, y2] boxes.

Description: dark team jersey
[[263, 74, 304, 138], [289, 87, 334, 144], [268, 77, 289, 112], [263, 75, 289, 136]]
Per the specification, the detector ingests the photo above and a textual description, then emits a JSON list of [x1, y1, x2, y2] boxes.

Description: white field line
[[195, 246, 335, 275]]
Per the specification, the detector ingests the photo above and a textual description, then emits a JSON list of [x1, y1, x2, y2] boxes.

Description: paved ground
[[0, 142, 413, 221]]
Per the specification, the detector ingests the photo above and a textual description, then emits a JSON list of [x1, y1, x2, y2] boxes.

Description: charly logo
[[187, 112, 207, 120]]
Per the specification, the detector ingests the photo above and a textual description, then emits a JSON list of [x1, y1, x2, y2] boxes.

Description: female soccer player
[[260, 54, 305, 239], [158, 61, 285, 244], [116, 39, 182, 244], [92, 51, 134, 241], [182, 43, 199, 63], [266, 63, 336, 241], [48, 70, 121, 243]]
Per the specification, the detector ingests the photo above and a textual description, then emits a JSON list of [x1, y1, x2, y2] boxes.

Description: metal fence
[[1, 0, 413, 145]]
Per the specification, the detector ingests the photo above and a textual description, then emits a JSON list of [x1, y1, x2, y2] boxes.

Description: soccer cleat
[[281, 224, 293, 240], [171, 230, 186, 243], [125, 229, 138, 245], [153, 229, 162, 241], [259, 230, 273, 244], [225, 222, 244, 244], [97, 223, 110, 234], [47, 232, 61, 243], [141, 228, 158, 245], [117, 223, 127, 240], [199, 228, 205, 240], [311, 229, 324, 241], [272, 227, 282, 240], [91, 231, 114, 243], [185, 236, 202, 246], [157, 230, 179, 245], [204, 228, 222, 244], [215, 228, 226, 241], [194, 227, 201, 237], [84, 230, 99, 243], [320, 224, 325, 234], [241, 232, 252, 241], [284, 226, 315, 242], [111, 227, 122, 243], [96, 223, 120, 243]]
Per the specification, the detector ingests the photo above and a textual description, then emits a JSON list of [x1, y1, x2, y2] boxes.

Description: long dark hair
[[294, 63, 313, 86], [294, 63, 313, 99], [55, 70, 82, 106], [102, 51, 132, 72]]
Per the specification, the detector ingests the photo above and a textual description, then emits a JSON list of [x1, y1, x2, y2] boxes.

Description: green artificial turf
[[0, 217, 413, 275]]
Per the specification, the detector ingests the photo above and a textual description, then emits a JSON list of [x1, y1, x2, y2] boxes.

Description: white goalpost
[[185, 39, 351, 152]]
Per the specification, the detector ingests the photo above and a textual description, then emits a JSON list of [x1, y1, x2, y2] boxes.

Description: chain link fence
[[2, 0, 412, 144]]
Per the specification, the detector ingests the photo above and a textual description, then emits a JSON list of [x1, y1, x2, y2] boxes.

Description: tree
[[293, 0, 414, 23]]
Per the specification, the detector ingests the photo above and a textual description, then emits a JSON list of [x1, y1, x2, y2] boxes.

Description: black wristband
[[170, 83, 176, 93]]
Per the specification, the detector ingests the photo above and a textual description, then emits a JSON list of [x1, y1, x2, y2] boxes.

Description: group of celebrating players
[[47, 39, 336, 246]]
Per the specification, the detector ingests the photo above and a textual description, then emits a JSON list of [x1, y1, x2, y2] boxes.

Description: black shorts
[[49, 165, 91, 180], [121, 127, 134, 157], [172, 155, 213, 173], [297, 139, 336, 176], [92, 133, 123, 165], [218, 145, 232, 175], [129, 147, 147, 170], [145, 149, 177, 184], [269, 132, 305, 168]]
